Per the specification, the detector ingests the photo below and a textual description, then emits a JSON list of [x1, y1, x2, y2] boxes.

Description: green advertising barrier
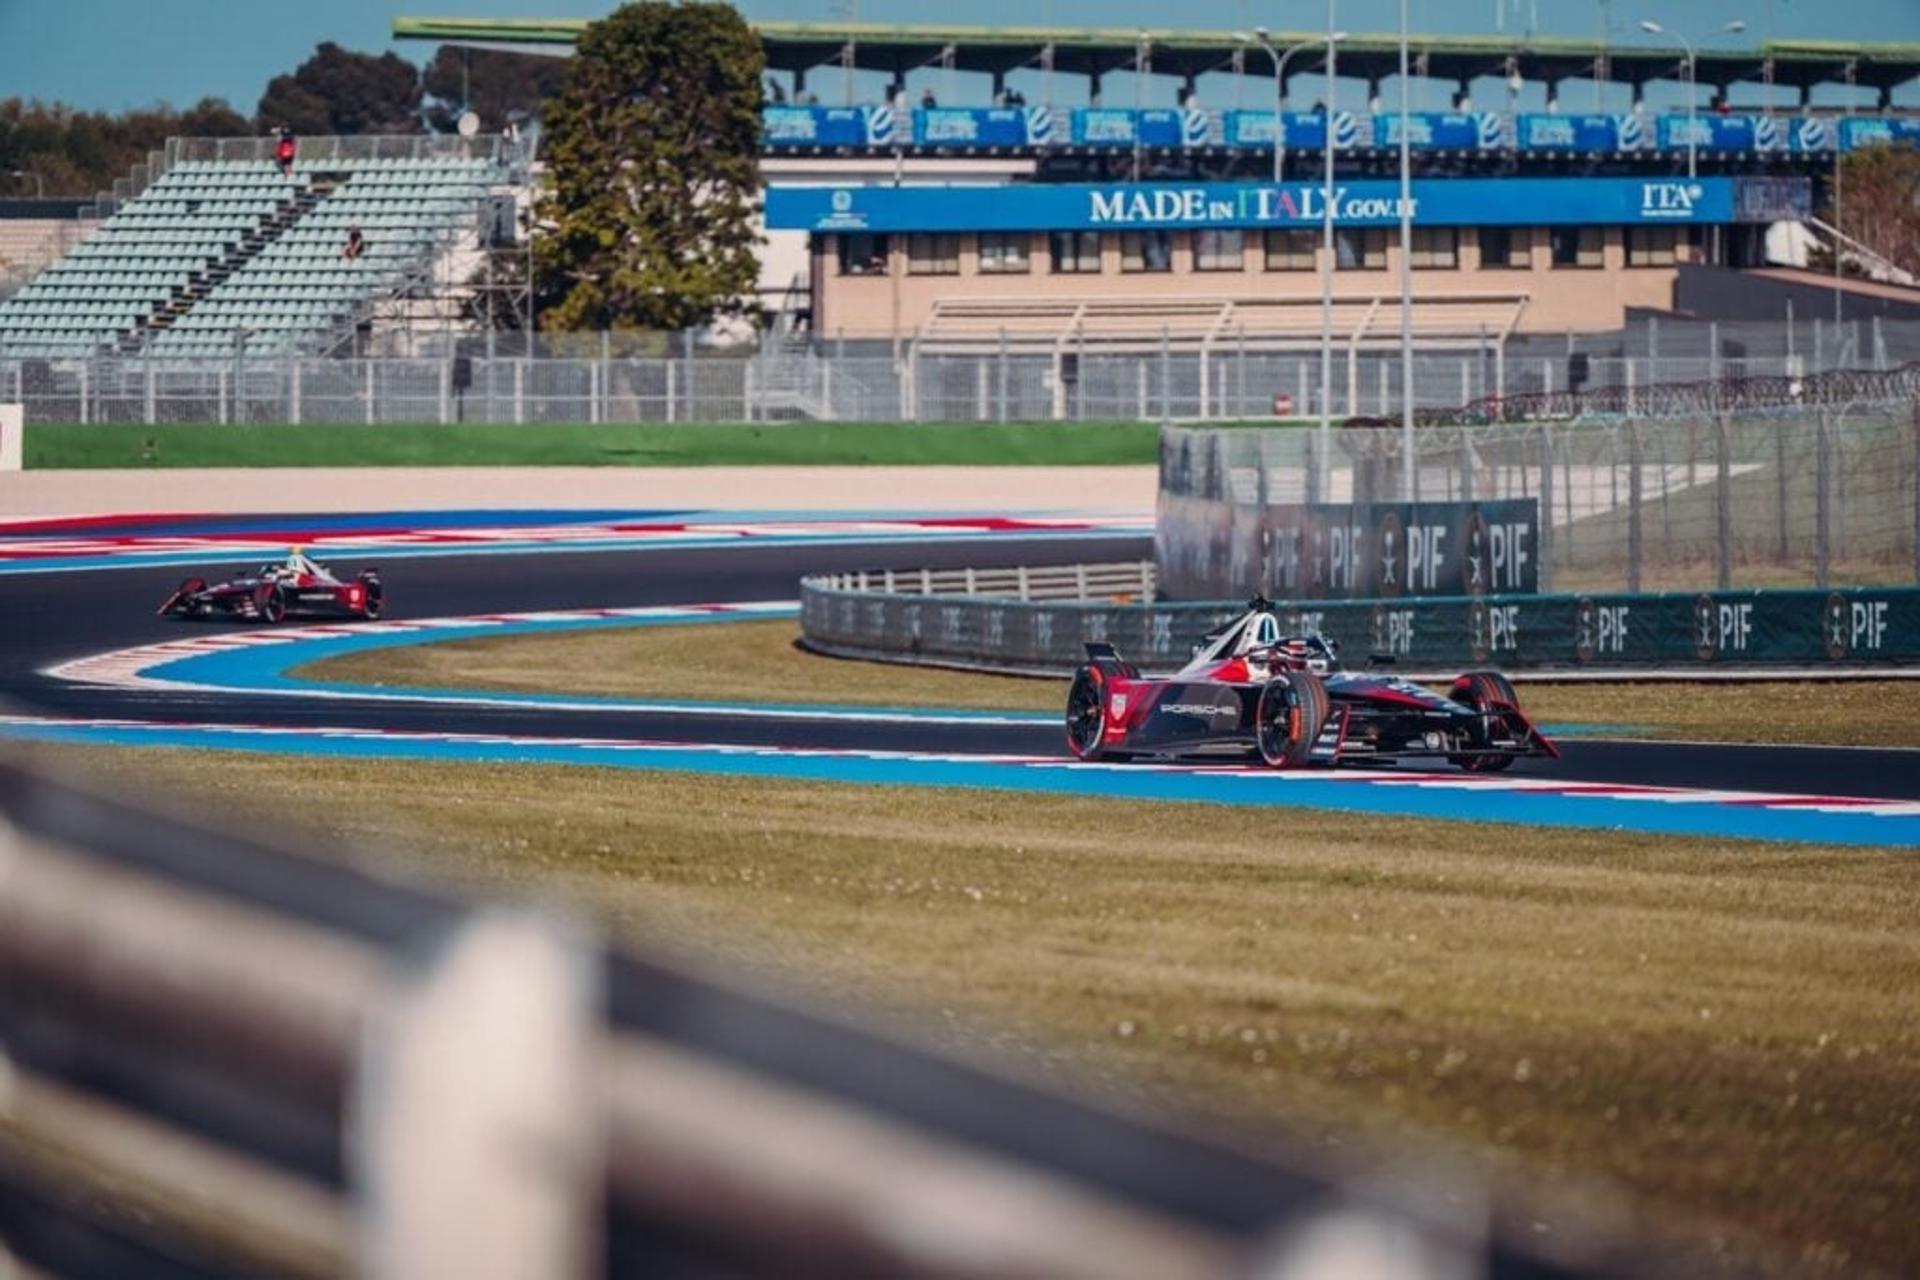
[[800, 576, 1920, 673]]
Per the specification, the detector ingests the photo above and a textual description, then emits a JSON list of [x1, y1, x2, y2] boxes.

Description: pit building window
[[837, 233, 891, 276]]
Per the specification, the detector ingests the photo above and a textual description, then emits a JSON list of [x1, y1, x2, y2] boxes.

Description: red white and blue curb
[[0, 510, 1151, 575], [1, 713, 1916, 847]]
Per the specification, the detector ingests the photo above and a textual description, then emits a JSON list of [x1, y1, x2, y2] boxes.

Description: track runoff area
[[1, 508, 1916, 849]]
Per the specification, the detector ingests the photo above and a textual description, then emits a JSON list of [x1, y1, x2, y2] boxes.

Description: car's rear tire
[[1449, 671, 1519, 772], [358, 570, 384, 619], [1255, 670, 1328, 769], [253, 582, 288, 624], [1064, 667, 1109, 761]]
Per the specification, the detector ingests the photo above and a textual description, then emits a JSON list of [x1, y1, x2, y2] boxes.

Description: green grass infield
[[23, 419, 1301, 469]]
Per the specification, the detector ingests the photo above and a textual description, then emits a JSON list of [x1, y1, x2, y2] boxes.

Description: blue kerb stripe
[[125, 609, 1634, 733], [2, 720, 1913, 848], [139, 607, 1061, 723]]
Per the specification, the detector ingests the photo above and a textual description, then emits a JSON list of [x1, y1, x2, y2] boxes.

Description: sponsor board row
[[763, 106, 1902, 154], [800, 582, 1920, 672]]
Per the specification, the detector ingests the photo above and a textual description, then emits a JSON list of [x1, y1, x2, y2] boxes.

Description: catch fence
[[6, 316, 1920, 426], [1158, 406, 1920, 596]]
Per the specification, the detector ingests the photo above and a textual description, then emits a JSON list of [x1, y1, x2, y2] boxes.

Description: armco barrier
[[800, 565, 1920, 673]]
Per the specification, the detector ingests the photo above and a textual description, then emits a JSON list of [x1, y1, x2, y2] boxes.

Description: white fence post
[[356, 912, 599, 1280], [0, 403, 22, 471]]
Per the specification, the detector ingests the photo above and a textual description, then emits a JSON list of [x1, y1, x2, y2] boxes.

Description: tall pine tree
[[535, 2, 764, 333]]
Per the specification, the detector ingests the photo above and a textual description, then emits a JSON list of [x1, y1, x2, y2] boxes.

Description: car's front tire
[[253, 582, 288, 624], [1449, 671, 1520, 772], [1255, 670, 1328, 768]]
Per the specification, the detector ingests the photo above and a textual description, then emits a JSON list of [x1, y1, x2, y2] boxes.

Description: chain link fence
[[1158, 407, 1920, 595], [7, 316, 1920, 427]]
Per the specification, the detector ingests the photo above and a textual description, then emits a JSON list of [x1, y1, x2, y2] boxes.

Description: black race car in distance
[[158, 548, 384, 623], [1065, 598, 1557, 771]]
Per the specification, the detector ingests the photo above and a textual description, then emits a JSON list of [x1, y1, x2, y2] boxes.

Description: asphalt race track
[[3, 535, 1918, 819]]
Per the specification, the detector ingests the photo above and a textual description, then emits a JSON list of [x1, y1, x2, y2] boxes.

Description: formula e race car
[[1064, 598, 1557, 771], [157, 548, 384, 623]]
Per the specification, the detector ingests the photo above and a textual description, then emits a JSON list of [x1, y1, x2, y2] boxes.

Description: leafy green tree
[[0, 97, 251, 197], [258, 43, 422, 136], [534, 1, 765, 332], [1816, 144, 1920, 279], [422, 47, 570, 134]]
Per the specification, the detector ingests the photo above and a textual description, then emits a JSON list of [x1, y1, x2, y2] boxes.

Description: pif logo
[[1825, 593, 1850, 660], [1372, 603, 1416, 656], [1374, 511, 1403, 598], [1695, 596, 1754, 659], [1693, 595, 1717, 661], [1574, 598, 1630, 662], [1825, 593, 1890, 659], [1461, 511, 1488, 597]]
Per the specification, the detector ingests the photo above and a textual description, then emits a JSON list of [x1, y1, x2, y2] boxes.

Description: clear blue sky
[[1, 0, 1915, 117]]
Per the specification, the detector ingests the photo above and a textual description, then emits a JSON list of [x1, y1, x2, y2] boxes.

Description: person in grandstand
[[342, 224, 365, 260], [274, 127, 297, 177]]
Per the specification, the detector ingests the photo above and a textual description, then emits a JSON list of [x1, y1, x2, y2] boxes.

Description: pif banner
[[1160, 498, 1540, 601]]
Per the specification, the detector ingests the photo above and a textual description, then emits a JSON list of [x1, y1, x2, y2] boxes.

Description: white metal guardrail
[[811, 560, 1157, 604]]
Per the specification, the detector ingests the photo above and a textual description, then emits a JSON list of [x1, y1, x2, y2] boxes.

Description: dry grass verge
[[37, 745, 1920, 1277]]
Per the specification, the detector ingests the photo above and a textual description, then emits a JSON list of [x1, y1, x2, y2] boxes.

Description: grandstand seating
[[0, 153, 506, 359]]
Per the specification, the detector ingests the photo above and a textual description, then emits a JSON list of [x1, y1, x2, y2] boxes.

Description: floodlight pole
[[1680, 32, 1699, 180], [1641, 19, 1746, 182], [1318, 0, 1337, 484], [1253, 35, 1324, 183], [1397, 0, 1415, 499]]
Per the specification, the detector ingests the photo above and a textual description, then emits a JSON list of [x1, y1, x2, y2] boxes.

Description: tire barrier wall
[[801, 568, 1920, 674]]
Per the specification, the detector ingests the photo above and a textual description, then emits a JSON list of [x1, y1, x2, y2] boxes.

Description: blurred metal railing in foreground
[[0, 753, 1653, 1280]]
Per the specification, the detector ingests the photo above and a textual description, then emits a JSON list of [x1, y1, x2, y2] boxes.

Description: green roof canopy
[[392, 16, 1920, 95]]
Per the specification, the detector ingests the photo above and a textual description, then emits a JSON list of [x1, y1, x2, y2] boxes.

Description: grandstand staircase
[[114, 173, 345, 354]]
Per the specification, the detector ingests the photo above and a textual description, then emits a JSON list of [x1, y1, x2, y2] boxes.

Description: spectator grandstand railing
[[762, 105, 1915, 157], [0, 752, 1635, 1280]]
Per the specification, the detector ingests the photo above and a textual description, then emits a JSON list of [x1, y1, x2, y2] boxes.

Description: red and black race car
[[1065, 598, 1557, 771], [157, 548, 384, 624]]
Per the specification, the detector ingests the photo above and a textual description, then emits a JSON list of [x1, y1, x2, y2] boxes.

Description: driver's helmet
[[284, 545, 318, 577]]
